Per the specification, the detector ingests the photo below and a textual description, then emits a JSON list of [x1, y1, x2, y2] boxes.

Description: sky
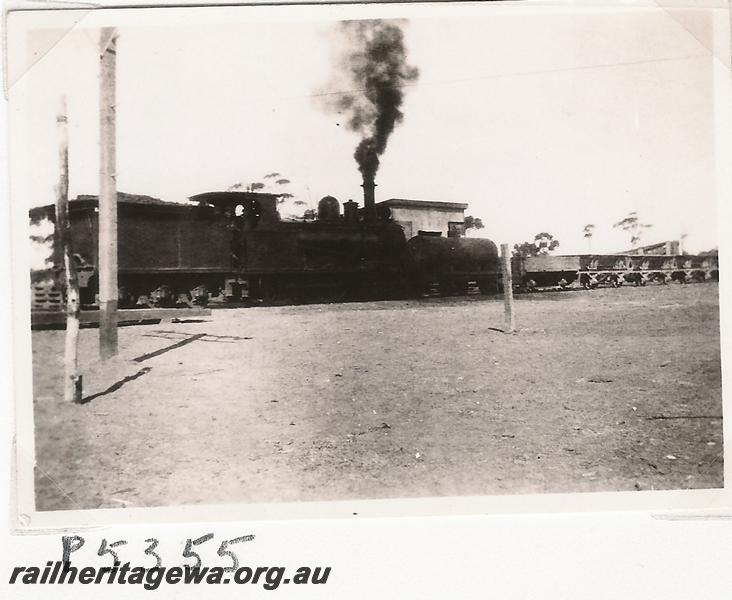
[[9, 2, 727, 257]]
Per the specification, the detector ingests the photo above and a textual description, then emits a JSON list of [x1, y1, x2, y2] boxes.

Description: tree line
[[462, 211, 658, 257]]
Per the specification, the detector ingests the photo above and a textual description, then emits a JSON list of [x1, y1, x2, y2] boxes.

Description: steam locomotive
[[29, 190, 718, 311], [29, 191, 503, 309]]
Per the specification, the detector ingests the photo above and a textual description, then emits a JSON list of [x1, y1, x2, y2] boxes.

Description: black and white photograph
[[7, 1, 729, 524]]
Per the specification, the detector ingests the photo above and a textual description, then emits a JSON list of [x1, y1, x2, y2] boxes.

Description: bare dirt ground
[[31, 283, 722, 511]]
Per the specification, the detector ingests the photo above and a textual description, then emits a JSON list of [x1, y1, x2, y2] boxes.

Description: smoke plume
[[323, 20, 419, 180]]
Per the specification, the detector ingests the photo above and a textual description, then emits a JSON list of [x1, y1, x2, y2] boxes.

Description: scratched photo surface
[[13, 4, 723, 512]]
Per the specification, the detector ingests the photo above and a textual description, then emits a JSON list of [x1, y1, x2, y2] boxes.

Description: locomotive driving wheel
[[439, 279, 455, 297], [150, 284, 176, 307], [189, 285, 210, 306], [478, 278, 498, 295], [260, 277, 285, 304]]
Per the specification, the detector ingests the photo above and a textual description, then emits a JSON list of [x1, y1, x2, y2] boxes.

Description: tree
[[28, 218, 56, 280], [583, 223, 595, 252], [227, 172, 310, 215], [533, 232, 560, 254], [512, 232, 560, 257], [464, 215, 484, 234], [227, 181, 264, 192], [613, 211, 652, 248]]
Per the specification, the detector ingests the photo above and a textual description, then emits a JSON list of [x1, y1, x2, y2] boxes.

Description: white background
[[3, 1, 732, 598]]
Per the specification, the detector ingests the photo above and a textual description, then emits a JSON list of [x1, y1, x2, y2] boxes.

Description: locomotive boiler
[[190, 191, 411, 303]]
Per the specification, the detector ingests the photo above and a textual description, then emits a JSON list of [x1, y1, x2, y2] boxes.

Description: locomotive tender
[[29, 191, 503, 308]]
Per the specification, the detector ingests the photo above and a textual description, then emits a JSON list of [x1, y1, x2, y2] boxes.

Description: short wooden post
[[500, 243, 515, 333], [55, 97, 83, 403]]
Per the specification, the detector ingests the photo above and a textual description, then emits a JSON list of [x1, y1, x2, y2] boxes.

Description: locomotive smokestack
[[361, 177, 377, 222]]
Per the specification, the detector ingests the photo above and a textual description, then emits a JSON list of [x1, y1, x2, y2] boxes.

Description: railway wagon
[[577, 254, 637, 288], [512, 255, 582, 290], [628, 254, 719, 285], [29, 193, 236, 307], [512, 252, 719, 291], [577, 254, 719, 287], [406, 235, 501, 295]]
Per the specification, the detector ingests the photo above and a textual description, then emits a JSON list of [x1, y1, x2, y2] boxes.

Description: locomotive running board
[[30, 307, 212, 330]]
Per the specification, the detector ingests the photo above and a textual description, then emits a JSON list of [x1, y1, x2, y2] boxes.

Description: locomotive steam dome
[[318, 196, 340, 221]]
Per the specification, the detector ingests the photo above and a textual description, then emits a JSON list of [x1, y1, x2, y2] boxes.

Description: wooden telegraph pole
[[55, 97, 83, 403], [500, 243, 515, 333], [99, 28, 118, 359]]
